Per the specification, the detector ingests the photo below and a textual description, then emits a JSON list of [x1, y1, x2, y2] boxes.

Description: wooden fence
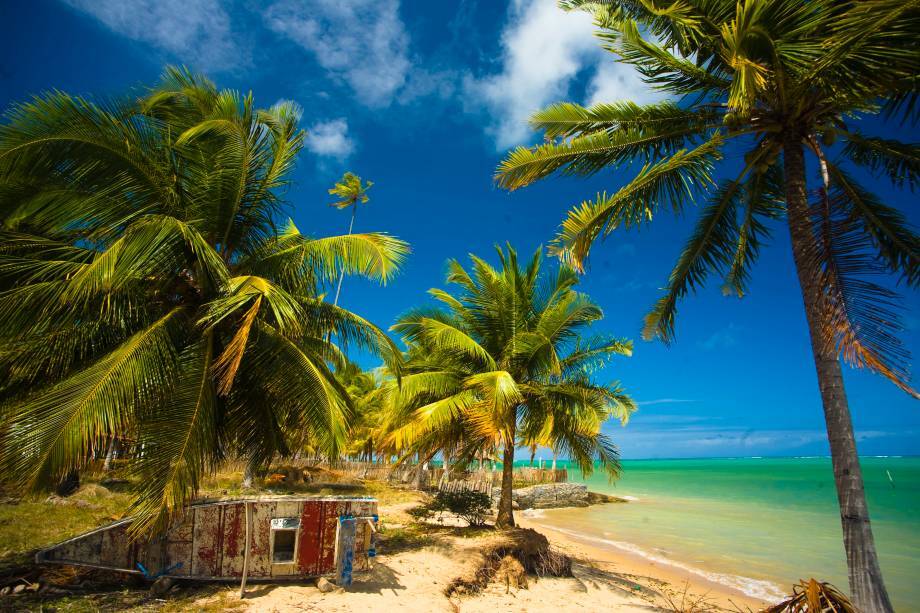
[[438, 479, 494, 498], [435, 467, 567, 501], [455, 467, 568, 486], [296, 461, 567, 490]]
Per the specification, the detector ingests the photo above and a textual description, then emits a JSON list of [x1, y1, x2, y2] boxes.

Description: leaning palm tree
[[383, 245, 635, 527], [0, 67, 407, 532], [496, 2, 918, 609], [328, 172, 373, 307]]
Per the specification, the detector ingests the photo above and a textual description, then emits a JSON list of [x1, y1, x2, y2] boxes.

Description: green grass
[[0, 482, 133, 576]]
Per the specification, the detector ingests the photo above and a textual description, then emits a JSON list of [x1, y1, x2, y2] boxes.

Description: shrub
[[429, 490, 492, 527], [406, 504, 433, 522]]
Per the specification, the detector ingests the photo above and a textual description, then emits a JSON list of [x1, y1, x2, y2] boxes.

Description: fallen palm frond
[[764, 579, 857, 613]]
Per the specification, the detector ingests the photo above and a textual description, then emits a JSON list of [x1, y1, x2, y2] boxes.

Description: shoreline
[[517, 502, 778, 610]]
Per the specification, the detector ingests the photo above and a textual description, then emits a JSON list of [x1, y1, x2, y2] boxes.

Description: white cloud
[[61, 0, 242, 72], [587, 56, 662, 107], [466, 0, 661, 149], [262, 0, 411, 108], [306, 119, 355, 160], [606, 425, 911, 459], [699, 323, 742, 351], [636, 398, 698, 407]]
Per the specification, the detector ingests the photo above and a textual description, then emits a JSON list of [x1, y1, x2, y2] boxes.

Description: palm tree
[[328, 172, 373, 307], [382, 245, 635, 527], [337, 362, 389, 462], [496, 2, 918, 609], [0, 67, 408, 532]]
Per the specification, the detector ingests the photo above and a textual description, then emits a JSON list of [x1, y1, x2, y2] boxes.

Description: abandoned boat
[[36, 496, 378, 585]]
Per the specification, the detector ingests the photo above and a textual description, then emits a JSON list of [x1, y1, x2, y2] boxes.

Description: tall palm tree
[[328, 172, 373, 307], [496, 2, 918, 609], [382, 245, 635, 527], [0, 67, 408, 532]]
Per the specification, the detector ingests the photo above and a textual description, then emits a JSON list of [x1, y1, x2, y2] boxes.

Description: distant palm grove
[[0, 1, 917, 611]]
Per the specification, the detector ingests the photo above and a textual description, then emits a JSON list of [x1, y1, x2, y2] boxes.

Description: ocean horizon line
[[516, 454, 917, 464]]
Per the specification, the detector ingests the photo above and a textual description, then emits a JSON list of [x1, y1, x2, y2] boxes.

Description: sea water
[[521, 457, 919, 609]]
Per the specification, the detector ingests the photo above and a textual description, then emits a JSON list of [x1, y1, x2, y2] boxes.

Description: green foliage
[[496, 0, 920, 394], [410, 490, 493, 527], [0, 66, 408, 533], [379, 245, 635, 525], [328, 171, 373, 210]]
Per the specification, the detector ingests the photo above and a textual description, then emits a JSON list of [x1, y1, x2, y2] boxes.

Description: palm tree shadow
[[241, 584, 279, 598], [570, 560, 667, 608], [344, 562, 406, 595]]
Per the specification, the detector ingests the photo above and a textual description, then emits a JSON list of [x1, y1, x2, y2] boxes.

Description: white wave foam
[[620, 495, 640, 502], [536, 524, 786, 602], [520, 509, 545, 519]]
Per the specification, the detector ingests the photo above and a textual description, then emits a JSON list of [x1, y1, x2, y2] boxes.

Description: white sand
[[190, 501, 769, 612], [230, 533, 658, 612]]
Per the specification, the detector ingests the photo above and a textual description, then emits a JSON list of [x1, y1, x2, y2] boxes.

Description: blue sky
[[1, 0, 917, 459]]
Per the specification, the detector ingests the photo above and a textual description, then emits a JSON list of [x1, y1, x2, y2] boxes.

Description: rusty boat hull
[[35, 496, 378, 581]]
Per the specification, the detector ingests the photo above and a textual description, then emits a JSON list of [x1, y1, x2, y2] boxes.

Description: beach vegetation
[[380, 244, 635, 527], [0, 67, 407, 534], [409, 490, 492, 527], [496, 1, 918, 609]]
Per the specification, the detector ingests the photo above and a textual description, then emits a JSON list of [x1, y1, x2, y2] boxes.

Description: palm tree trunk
[[496, 441, 516, 528], [440, 453, 450, 487], [102, 437, 117, 472], [414, 452, 431, 490], [242, 464, 254, 489], [332, 203, 357, 308], [783, 136, 893, 613]]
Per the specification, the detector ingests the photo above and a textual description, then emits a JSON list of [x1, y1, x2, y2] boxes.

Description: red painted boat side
[[36, 497, 378, 581]]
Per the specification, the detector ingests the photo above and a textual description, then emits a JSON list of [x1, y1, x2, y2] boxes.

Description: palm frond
[[129, 335, 218, 534], [550, 135, 723, 271], [644, 174, 748, 343], [1, 307, 186, 491], [808, 174, 917, 397], [826, 163, 919, 287], [497, 106, 715, 190], [841, 132, 920, 191]]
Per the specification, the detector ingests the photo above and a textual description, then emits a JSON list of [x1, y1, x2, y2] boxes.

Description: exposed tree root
[[444, 528, 571, 597]]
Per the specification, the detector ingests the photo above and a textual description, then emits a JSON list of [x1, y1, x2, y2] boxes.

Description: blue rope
[[136, 561, 184, 579]]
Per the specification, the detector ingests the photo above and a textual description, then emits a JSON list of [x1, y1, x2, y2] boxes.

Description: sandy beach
[[517, 513, 770, 611], [208, 500, 770, 612]]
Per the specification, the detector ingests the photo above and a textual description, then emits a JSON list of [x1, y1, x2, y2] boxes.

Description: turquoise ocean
[[520, 457, 919, 609]]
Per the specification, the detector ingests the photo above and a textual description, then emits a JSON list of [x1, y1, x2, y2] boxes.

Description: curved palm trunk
[[495, 442, 516, 528], [783, 137, 893, 612]]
